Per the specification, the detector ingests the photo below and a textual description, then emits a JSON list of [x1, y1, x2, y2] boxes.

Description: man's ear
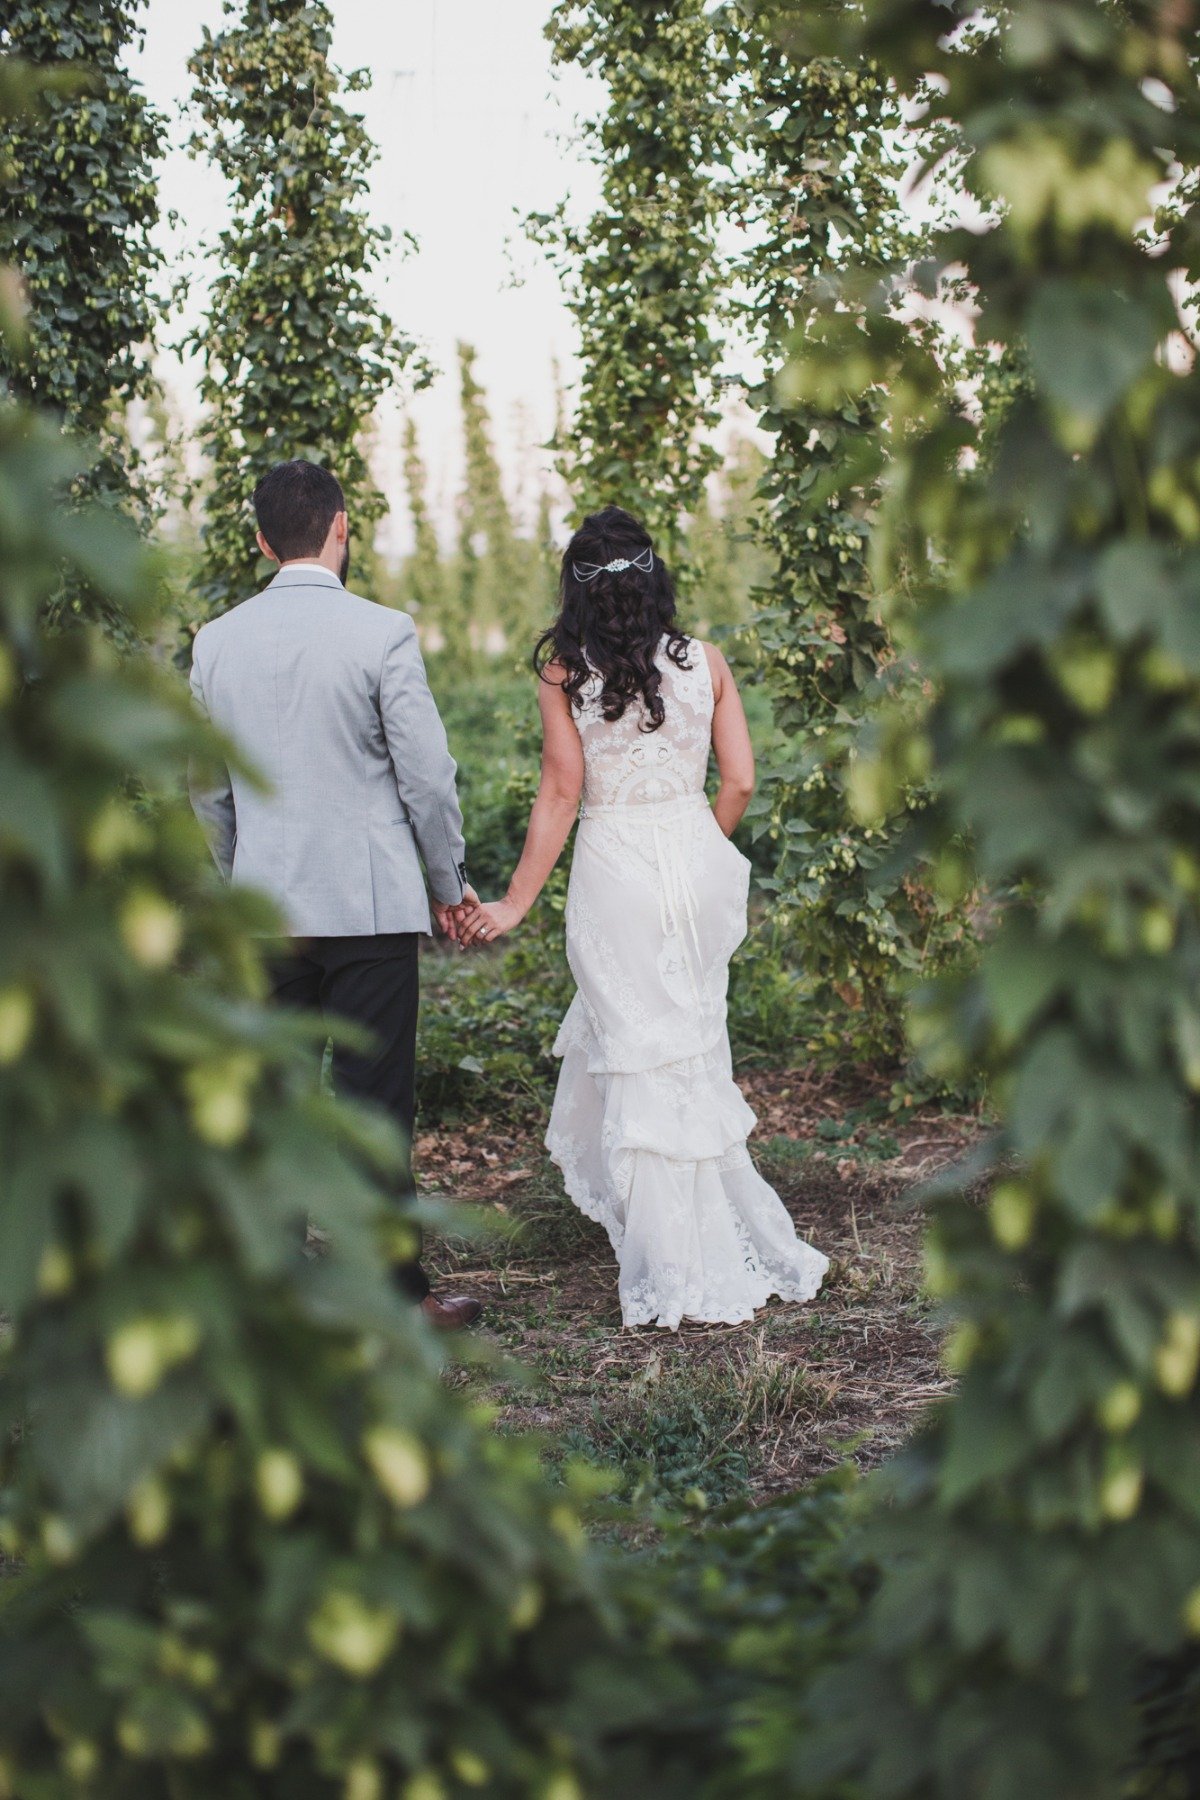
[[335, 510, 349, 544], [256, 529, 279, 565]]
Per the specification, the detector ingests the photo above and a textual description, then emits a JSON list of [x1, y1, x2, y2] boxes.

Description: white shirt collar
[[275, 560, 341, 584]]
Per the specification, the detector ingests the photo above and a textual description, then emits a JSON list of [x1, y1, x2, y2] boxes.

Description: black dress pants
[[265, 932, 429, 1301]]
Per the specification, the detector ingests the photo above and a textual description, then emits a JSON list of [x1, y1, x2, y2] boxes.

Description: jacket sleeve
[[379, 613, 467, 906], [187, 645, 237, 884]]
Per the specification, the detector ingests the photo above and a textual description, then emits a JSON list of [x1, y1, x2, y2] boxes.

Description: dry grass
[[419, 1066, 986, 1503]]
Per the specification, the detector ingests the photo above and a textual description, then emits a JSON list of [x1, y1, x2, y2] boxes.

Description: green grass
[[553, 1342, 831, 1515]]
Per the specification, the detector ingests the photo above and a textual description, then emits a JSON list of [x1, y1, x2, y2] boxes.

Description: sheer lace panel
[[575, 637, 713, 811]]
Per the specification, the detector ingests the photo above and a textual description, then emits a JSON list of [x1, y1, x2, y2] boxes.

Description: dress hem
[[545, 1122, 830, 1332]]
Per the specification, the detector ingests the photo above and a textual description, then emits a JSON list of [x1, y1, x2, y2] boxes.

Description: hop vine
[[533, 0, 727, 588], [729, 11, 967, 1067], [0, 0, 165, 635], [186, 0, 418, 631]]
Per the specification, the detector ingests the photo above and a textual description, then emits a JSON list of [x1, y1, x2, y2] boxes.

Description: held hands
[[433, 883, 479, 944], [457, 896, 523, 949], [432, 885, 524, 949]]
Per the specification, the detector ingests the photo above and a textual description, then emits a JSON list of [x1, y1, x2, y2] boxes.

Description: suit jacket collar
[[266, 565, 343, 593]]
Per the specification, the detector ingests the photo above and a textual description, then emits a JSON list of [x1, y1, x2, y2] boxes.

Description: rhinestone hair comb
[[571, 546, 655, 583]]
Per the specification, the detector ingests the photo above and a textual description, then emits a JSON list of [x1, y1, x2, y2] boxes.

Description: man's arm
[[379, 614, 468, 907], [188, 648, 237, 882]]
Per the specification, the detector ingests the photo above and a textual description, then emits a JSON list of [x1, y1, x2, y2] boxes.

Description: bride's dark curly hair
[[533, 505, 690, 731]]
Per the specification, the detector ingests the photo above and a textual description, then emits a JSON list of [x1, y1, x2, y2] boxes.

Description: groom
[[188, 458, 482, 1329]]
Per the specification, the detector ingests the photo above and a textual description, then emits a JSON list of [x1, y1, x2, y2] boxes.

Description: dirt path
[[419, 1069, 984, 1506]]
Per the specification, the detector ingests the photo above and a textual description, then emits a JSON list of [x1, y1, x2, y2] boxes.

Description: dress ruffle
[[547, 1011, 829, 1330]]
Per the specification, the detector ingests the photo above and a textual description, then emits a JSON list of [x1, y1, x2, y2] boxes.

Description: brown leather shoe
[[420, 1294, 483, 1331]]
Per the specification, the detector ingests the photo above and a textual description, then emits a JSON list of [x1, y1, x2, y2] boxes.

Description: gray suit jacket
[[188, 565, 467, 936]]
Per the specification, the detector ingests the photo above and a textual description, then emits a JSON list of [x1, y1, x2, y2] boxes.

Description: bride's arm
[[704, 643, 755, 837], [457, 668, 582, 946]]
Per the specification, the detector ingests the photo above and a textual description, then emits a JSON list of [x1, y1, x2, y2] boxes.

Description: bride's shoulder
[[539, 658, 571, 687]]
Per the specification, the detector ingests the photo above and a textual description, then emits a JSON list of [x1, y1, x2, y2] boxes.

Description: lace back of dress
[[577, 639, 713, 811]]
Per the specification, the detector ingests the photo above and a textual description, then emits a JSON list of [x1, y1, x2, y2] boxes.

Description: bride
[[457, 506, 828, 1330]]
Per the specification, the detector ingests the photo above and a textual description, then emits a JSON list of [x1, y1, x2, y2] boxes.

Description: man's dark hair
[[252, 459, 345, 561]]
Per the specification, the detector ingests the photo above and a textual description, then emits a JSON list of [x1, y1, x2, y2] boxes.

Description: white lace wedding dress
[[546, 637, 829, 1329]]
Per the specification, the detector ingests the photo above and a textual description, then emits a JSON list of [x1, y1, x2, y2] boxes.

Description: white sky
[[132, 0, 603, 554]]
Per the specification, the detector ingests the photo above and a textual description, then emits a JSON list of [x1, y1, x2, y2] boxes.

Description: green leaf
[[939, 1376, 1029, 1505], [30, 1370, 212, 1532], [1026, 280, 1164, 425], [981, 920, 1068, 1044]]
